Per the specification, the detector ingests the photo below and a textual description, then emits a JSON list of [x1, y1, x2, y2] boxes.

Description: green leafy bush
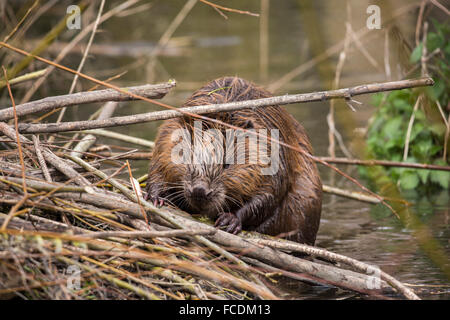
[[364, 20, 449, 190]]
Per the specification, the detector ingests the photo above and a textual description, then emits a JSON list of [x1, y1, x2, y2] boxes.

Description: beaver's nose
[[191, 186, 211, 200]]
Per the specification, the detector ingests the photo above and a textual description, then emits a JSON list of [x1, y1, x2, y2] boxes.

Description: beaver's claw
[[144, 191, 164, 207], [215, 212, 242, 234]]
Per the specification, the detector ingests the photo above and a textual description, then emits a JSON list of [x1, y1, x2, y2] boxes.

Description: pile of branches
[[0, 79, 427, 300]]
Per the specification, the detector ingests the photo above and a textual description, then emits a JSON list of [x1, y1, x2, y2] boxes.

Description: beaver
[[144, 77, 322, 245]]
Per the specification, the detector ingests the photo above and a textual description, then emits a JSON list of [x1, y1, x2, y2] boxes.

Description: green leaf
[[445, 42, 450, 55], [429, 145, 443, 156], [393, 99, 412, 113], [410, 123, 425, 142], [410, 43, 423, 64], [371, 93, 384, 106], [413, 139, 433, 157], [383, 117, 403, 139], [429, 122, 446, 136], [399, 171, 420, 190], [430, 170, 450, 189], [427, 32, 443, 52], [417, 169, 430, 184]]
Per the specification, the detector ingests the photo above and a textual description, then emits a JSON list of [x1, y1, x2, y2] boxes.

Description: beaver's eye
[[223, 163, 230, 169]]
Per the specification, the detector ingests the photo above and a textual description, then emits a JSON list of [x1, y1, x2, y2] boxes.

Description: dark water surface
[[23, 0, 449, 299]]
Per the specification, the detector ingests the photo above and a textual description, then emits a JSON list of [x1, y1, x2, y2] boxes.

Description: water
[[11, 0, 450, 298]]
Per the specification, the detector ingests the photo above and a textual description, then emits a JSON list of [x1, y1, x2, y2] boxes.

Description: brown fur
[[145, 77, 322, 245]]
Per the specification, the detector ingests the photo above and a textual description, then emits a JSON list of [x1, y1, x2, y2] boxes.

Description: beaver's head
[[171, 122, 270, 218]]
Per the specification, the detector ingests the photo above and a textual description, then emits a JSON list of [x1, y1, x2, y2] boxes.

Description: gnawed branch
[[0, 81, 176, 122]]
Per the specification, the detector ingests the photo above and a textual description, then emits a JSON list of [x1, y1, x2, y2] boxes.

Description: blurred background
[[1, 0, 449, 298]]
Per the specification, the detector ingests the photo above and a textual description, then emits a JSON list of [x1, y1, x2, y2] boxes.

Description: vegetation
[[364, 20, 450, 190]]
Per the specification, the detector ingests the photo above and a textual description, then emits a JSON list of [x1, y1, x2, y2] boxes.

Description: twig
[[32, 135, 52, 182], [430, 0, 450, 15], [1, 66, 28, 230], [384, 28, 392, 80], [259, 0, 269, 82], [403, 95, 422, 161], [79, 229, 216, 239], [421, 22, 429, 76], [317, 156, 450, 171], [199, 0, 259, 17], [444, 111, 450, 162], [0, 69, 47, 88], [80, 128, 154, 148], [328, 20, 352, 158], [322, 184, 381, 204], [71, 102, 118, 157], [415, 0, 426, 47]]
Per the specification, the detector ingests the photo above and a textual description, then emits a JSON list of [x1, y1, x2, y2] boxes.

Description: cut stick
[[0, 81, 176, 122], [322, 184, 381, 204]]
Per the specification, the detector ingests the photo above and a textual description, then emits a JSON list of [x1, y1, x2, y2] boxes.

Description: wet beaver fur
[[144, 77, 322, 245]]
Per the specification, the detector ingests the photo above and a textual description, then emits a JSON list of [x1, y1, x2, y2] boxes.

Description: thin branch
[[403, 95, 422, 161], [430, 0, 450, 15], [199, 0, 259, 17], [0, 68, 47, 88], [322, 184, 381, 204], [0, 82, 176, 121], [317, 156, 450, 171], [79, 229, 216, 239], [2, 0, 39, 42], [32, 135, 52, 182]]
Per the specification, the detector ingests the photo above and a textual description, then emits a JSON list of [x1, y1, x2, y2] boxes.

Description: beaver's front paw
[[144, 185, 165, 207], [214, 212, 242, 234]]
